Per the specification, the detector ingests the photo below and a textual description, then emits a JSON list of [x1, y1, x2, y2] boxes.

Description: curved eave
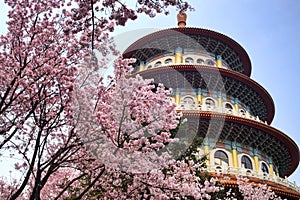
[[123, 27, 252, 76], [134, 65, 275, 124], [183, 111, 300, 177]]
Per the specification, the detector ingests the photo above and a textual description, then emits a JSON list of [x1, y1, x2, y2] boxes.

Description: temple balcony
[[203, 164, 300, 193], [176, 98, 268, 125]]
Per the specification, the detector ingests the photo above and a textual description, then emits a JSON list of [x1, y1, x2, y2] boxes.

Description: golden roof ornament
[[177, 12, 187, 28]]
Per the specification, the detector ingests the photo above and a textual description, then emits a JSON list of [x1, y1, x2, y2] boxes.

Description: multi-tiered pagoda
[[123, 13, 300, 199]]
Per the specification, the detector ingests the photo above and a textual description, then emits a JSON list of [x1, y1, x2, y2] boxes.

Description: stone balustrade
[[177, 103, 268, 125], [205, 164, 300, 192]]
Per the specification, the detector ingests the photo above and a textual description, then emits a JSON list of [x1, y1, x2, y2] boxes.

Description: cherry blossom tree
[[34, 57, 220, 199], [0, 0, 205, 199]]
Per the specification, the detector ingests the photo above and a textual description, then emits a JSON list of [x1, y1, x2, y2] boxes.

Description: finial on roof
[[177, 12, 187, 28]]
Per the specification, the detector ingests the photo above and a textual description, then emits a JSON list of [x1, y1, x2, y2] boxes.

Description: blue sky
[[0, 0, 299, 186]]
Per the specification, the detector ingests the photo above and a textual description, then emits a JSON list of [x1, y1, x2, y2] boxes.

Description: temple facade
[[123, 13, 300, 199]]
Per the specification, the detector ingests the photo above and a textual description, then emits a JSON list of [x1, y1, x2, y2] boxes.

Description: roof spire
[[177, 12, 187, 28]]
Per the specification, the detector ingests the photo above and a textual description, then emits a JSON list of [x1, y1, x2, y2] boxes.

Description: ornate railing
[[177, 104, 268, 125], [205, 164, 300, 192]]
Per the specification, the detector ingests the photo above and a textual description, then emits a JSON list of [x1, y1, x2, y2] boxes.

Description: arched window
[[225, 103, 233, 109], [205, 59, 215, 66], [164, 58, 173, 64], [240, 109, 246, 116], [197, 58, 204, 64], [241, 155, 253, 169], [225, 103, 233, 114], [154, 61, 162, 67], [185, 57, 194, 64], [205, 98, 215, 110], [147, 65, 152, 69], [181, 96, 196, 110], [214, 150, 229, 166], [183, 96, 195, 105], [261, 162, 269, 173]]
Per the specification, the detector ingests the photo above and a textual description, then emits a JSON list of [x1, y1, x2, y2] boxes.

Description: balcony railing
[[204, 164, 300, 192], [177, 104, 268, 125]]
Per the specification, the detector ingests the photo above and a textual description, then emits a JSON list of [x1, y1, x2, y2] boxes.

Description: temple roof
[[134, 65, 275, 124], [181, 111, 300, 177], [123, 27, 252, 76]]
